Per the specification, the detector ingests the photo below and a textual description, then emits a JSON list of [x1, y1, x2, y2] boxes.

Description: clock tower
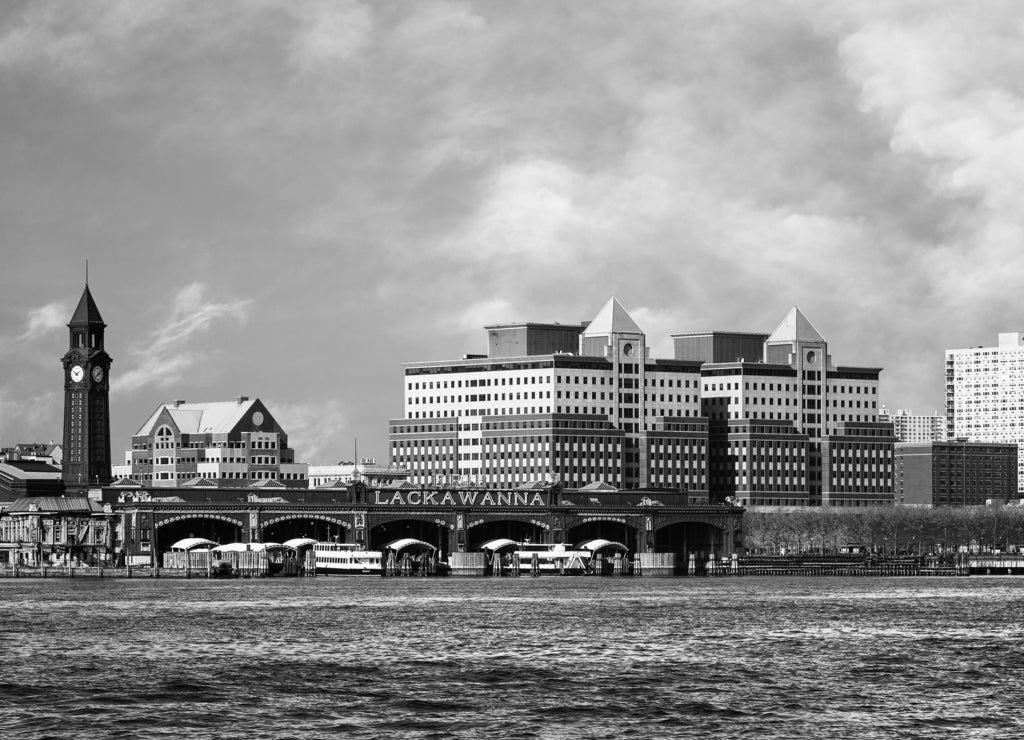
[[62, 284, 113, 489]]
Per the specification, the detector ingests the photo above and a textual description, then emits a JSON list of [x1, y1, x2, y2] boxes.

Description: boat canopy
[[479, 538, 519, 553], [577, 539, 628, 554], [212, 542, 284, 553], [282, 537, 318, 549], [169, 537, 218, 552], [383, 538, 437, 554]]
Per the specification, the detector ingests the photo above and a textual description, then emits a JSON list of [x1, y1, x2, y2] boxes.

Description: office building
[[895, 441, 1018, 506], [946, 333, 1024, 491], [697, 307, 894, 508], [123, 397, 308, 487], [389, 298, 709, 493]]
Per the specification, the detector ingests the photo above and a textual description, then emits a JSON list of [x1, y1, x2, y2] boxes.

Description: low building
[[0, 496, 116, 566], [0, 442, 63, 466], [894, 441, 1019, 506], [124, 397, 308, 488], [308, 459, 410, 488], [0, 460, 65, 500]]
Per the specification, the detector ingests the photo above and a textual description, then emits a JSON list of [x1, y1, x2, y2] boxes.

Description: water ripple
[[2, 576, 1024, 739]]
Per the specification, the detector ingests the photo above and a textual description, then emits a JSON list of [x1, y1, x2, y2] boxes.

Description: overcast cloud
[[1, 1, 1022, 461]]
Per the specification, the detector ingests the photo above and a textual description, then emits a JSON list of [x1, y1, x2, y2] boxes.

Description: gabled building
[[123, 397, 308, 488], [0, 442, 63, 466]]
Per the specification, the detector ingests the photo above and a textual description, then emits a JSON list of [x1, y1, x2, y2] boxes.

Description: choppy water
[[2, 576, 1023, 739]]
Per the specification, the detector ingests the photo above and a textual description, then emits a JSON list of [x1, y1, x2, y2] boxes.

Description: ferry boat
[[312, 542, 383, 575], [481, 540, 593, 575]]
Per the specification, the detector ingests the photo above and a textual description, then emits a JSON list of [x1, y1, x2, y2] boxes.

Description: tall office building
[[946, 333, 1024, 491], [389, 298, 709, 493], [879, 407, 947, 443], [692, 308, 894, 508]]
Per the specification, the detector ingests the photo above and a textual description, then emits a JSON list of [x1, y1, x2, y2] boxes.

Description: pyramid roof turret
[[583, 297, 643, 336], [69, 285, 105, 327], [766, 307, 825, 344]]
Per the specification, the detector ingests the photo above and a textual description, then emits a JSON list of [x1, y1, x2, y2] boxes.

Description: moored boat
[[312, 542, 383, 575]]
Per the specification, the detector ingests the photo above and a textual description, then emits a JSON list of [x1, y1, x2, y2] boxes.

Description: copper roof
[[69, 285, 106, 327], [5, 497, 104, 515]]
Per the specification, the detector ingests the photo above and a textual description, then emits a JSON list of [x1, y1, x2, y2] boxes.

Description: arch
[[262, 514, 352, 544], [466, 517, 551, 551], [566, 517, 642, 553], [156, 513, 244, 528], [369, 516, 453, 559], [153, 514, 243, 557], [653, 521, 731, 574]]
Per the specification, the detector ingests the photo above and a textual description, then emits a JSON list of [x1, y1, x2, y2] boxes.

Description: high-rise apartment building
[[946, 333, 1024, 492], [389, 298, 708, 493], [879, 407, 947, 443]]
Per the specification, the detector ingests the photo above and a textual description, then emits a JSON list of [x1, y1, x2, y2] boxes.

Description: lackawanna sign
[[372, 489, 549, 507]]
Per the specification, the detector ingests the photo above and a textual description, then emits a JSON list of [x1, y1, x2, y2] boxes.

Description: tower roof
[[68, 285, 105, 327], [767, 307, 824, 344], [583, 297, 643, 336]]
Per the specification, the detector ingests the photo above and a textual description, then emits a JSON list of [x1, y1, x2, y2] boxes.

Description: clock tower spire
[[62, 283, 113, 489]]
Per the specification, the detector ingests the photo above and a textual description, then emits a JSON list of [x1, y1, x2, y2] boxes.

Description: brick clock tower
[[62, 284, 112, 489]]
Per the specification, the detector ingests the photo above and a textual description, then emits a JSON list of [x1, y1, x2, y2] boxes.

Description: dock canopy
[[479, 538, 519, 553], [282, 537, 318, 549], [383, 538, 437, 554], [169, 537, 217, 552], [212, 542, 283, 553], [577, 539, 628, 554]]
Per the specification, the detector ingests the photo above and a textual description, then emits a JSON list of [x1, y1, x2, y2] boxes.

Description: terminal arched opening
[[155, 516, 241, 560], [566, 520, 640, 552], [467, 519, 547, 550], [654, 521, 727, 563], [263, 517, 348, 544], [371, 519, 450, 559]]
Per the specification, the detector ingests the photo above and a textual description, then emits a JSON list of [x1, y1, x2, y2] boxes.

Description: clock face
[[70, 365, 84, 383], [92, 366, 104, 382]]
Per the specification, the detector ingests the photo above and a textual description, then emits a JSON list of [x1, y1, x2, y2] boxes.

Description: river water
[[2, 576, 1022, 739]]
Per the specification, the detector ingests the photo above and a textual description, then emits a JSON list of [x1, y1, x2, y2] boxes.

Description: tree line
[[742, 505, 1024, 555]]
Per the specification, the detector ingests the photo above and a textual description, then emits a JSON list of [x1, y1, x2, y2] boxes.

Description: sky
[[2, 1, 1023, 464]]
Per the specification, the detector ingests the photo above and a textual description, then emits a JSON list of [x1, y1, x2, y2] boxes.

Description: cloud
[[0, 386, 61, 443], [269, 399, 349, 464], [287, 0, 372, 77], [19, 301, 69, 340], [115, 283, 252, 394]]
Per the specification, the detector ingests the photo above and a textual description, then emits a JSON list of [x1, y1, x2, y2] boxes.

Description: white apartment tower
[[879, 407, 947, 443], [946, 332, 1024, 491]]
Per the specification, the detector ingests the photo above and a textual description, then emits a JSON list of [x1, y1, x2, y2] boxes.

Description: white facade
[[946, 333, 1024, 490], [308, 459, 410, 488], [879, 407, 946, 443]]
